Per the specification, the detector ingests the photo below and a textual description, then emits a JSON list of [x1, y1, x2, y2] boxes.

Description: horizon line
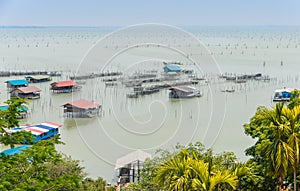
[[0, 24, 300, 28]]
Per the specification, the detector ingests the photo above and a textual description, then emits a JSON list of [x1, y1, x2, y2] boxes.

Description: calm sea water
[[0, 25, 300, 181]]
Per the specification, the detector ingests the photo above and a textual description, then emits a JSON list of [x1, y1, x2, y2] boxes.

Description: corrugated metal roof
[[26, 75, 50, 80], [15, 86, 41, 93], [25, 127, 48, 135], [0, 103, 28, 112], [6, 122, 61, 136], [169, 86, 196, 93], [164, 65, 183, 71], [6, 79, 29, 86], [63, 99, 100, 109], [0, 145, 31, 156], [40, 122, 62, 128], [51, 80, 76, 87], [274, 88, 294, 93], [115, 150, 151, 169]]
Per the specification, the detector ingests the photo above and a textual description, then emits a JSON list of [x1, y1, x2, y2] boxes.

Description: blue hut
[[163, 65, 184, 73], [273, 88, 293, 102], [0, 103, 29, 119], [5, 79, 29, 89], [6, 122, 62, 143], [0, 145, 31, 156]]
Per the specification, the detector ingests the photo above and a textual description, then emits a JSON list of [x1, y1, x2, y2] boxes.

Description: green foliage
[[125, 142, 259, 191], [0, 98, 111, 191], [154, 149, 238, 191], [0, 130, 34, 148], [0, 98, 34, 148], [0, 98, 27, 129], [288, 89, 300, 109], [80, 177, 108, 191], [244, 102, 300, 190], [0, 138, 85, 191]]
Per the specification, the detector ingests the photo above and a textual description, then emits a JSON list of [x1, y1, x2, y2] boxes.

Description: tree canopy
[[0, 99, 114, 191]]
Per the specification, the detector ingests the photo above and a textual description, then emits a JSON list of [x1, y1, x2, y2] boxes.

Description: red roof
[[15, 86, 41, 93], [64, 99, 100, 109], [51, 80, 76, 87]]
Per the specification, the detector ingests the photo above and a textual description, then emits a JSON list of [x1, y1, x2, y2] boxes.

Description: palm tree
[[282, 105, 300, 191], [190, 159, 237, 191], [154, 149, 238, 191], [154, 150, 193, 191], [232, 163, 261, 190], [256, 103, 295, 190]]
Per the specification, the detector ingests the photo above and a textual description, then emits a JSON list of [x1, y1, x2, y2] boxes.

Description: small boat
[[221, 89, 235, 93], [127, 92, 138, 98], [105, 82, 118, 86], [235, 79, 247, 83], [124, 81, 142, 87], [102, 78, 118, 82]]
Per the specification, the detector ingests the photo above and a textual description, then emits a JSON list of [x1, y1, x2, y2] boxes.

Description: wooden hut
[[10, 86, 41, 99], [25, 75, 51, 83], [115, 150, 151, 186], [5, 122, 61, 143], [273, 88, 294, 102], [169, 86, 202, 98], [0, 103, 29, 119], [62, 99, 101, 118], [50, 80, 80, 93], [5, 79, 29, 90], [163, 65, 184, 73]]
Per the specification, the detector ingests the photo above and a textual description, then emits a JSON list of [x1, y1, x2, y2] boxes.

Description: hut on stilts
[[62, 99, 101, 118]]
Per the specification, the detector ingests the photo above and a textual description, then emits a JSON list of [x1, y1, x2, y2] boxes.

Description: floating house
[[115, 150, 151, 185], [0, 103, 29, 119], [10, 86, 41, 99], [62, 99, 101, 118], [273, 88, 294, 102], [0, 145, 31, 156], [5, 79, 29, 90], [25, 75, 51, 83], [169, 86, 202, 98], [50, 80, 80, 93], [163, 65, 184, 73], [6, 122, 61, 143]]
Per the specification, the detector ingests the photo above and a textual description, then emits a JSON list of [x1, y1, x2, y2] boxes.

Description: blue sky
[[0, 0, 299, 26]]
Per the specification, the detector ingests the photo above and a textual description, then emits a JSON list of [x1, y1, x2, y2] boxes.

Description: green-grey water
[[0, 26, 300, 181]]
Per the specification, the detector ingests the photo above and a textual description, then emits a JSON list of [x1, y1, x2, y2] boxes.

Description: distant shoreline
[[0, 25, 300, 29]]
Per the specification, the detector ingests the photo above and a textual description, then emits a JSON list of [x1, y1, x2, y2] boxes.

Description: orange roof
[[51, 80, 76, 87], [16, 86, 41, 93], [63, 99, 100, 109]]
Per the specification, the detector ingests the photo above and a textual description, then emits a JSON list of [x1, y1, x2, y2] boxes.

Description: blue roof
[[0, 104, 28, 112], [0, 145, 31, 156], [6, 79, 29, 86], [164, 65, 183, 71]]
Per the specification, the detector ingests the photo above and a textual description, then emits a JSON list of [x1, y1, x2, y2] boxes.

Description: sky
[[0, 0, 299, 26]]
